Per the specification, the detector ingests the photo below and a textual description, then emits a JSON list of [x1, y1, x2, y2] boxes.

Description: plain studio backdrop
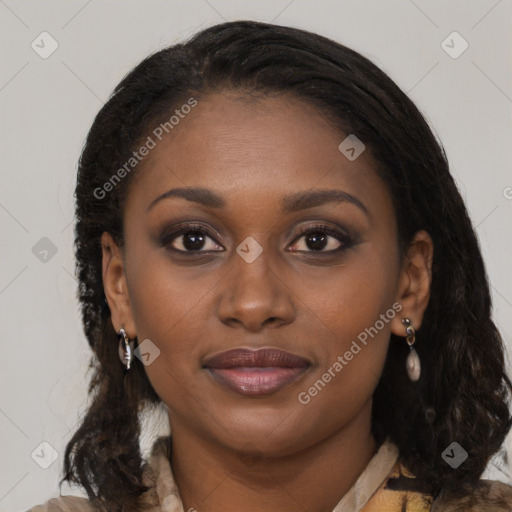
[[1, 1, 511, 510]]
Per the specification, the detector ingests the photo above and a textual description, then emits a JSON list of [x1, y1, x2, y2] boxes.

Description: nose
[[216, 245, 296, 332]]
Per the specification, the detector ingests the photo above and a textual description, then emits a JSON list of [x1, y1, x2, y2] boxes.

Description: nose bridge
[[217, 239, 295, 330]]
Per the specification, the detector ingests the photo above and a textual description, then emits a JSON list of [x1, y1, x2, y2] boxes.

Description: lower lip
[[206, 367, 309, 396]]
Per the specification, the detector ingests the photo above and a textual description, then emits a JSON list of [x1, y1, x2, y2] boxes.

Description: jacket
[[27, 436, 512, 511]]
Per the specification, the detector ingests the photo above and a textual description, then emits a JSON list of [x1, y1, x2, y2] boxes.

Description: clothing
[[28, 436, 512, 512]]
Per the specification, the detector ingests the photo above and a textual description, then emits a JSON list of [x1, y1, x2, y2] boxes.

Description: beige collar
[[332, 440, 399, 511], [141, 436, 399, 512]]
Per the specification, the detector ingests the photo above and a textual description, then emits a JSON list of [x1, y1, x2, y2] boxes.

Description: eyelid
[[292, 222, 351, 239]]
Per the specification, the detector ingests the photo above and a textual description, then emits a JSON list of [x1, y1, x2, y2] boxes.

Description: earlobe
[[101, 232, 136, 337], [390, 230, 433, 336]]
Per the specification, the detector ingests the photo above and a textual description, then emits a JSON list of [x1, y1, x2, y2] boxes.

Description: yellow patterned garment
[[359, 461, 433, 511], [329, 439, 432, 512], [28, 436, 512, 512]]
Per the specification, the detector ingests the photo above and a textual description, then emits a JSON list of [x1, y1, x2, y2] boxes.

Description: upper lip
[[203, 348, 311, 369]]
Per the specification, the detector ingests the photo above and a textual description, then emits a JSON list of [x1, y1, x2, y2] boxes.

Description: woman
[[29, 20, 512, 512]]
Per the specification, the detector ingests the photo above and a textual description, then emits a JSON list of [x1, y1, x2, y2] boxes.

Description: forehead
[[125, 92, 391, 222]]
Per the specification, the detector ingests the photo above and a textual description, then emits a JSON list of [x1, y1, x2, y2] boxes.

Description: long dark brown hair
[[62, 20, 512, 511]]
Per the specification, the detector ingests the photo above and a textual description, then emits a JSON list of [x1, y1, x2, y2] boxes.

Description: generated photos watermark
[[297, 301, 403, 405], [93, 97, 198, 200]]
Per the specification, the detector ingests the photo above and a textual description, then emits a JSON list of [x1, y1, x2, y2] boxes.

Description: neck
[[169, 401, 377, 512]]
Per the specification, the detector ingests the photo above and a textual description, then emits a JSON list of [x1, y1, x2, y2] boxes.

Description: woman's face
[[103, 91, 431, 457]]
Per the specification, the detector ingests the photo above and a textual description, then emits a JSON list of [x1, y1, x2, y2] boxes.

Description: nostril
[[263, 317, 283, 327]]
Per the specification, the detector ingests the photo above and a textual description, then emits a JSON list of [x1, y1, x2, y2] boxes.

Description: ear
[[390, 230, 433, 336], [101, 231, 137, 339]]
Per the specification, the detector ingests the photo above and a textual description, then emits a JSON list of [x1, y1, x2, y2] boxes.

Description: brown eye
[[159, 224, 224, 253], [289, 224, 354, 253]]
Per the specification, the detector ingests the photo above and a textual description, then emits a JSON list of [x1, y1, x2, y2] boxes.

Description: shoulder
[[431, 479, 512, 511], [376, 457, 512, 512], [26, 437, 173, 512], [27, 495, 95, 512]]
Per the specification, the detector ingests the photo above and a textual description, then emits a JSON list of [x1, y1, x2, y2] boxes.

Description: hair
[[62, 19, 512, 511]]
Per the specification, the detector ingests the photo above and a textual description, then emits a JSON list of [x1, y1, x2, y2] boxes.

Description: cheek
[[291, 282, 394, 446], [126, 279, 204, 409], [297, 242, 399, 348], [292, 243, 399, 411], [120, 221, 223, 413], [125, 237, 217, 337], [124, 249, 222, 393]]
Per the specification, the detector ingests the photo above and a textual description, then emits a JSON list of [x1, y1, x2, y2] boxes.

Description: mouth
[[203, 347, 311, 396]]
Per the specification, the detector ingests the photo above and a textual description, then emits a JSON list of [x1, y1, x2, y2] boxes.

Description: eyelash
[[159, 222, 355, 255]]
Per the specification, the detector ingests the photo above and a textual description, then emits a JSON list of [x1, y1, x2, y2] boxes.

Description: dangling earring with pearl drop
[[402, 318, 420, 382]]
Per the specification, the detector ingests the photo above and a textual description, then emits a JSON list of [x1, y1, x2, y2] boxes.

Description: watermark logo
[[297, 302, 402, 405], [93, 97, 198, 200], [31, 441, 59, 469], [236, 236, 263, 263], [31, 31, 58, 59], [338, 134, 365, 161], [442, 442, 468, 469], [152, 97, 198, 141], [134, 339, 161, 366], [441, 31, 469, 59], [32, 237, 58, 263]]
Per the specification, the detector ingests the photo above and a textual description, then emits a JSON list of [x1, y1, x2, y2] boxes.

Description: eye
[[159, 222, 354, 255], [288, 224, 353, 253], [159, 223, 224, 253]]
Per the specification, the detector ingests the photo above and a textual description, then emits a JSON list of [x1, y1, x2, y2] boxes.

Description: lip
[[203, 348, 311, 396]]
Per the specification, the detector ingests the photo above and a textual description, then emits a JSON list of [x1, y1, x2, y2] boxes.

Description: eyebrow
[[146, 187, 369, 217]]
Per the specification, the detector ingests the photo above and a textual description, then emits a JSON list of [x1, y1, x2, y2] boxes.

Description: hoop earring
[[118, 327, 135, 371], [402, 318, 420, 382]]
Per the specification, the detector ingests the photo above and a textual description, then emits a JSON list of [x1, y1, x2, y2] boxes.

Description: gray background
[[1, 1, 511, 510]]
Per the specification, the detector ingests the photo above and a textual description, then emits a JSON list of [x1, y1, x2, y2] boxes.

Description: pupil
[[307, 232, 327, 251], [181, 231, 329, 251], [184, 231, 205, 250]]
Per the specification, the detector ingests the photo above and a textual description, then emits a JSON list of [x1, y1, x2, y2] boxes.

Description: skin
[[102, 91, 433, 512]]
